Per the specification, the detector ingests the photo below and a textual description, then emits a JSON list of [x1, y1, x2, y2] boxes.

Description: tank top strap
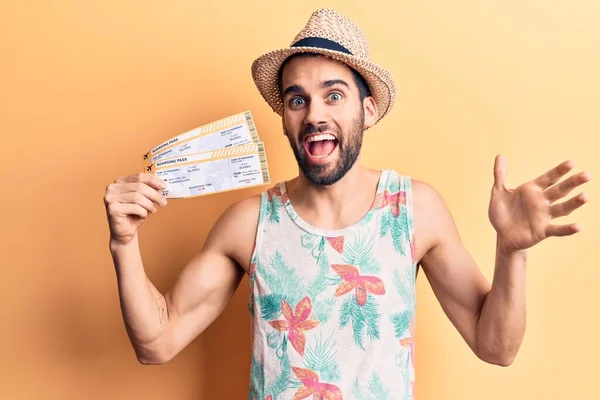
[[372, 171, 417, 266]]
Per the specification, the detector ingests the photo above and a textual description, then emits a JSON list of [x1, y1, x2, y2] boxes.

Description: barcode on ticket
[[143, 110, 260, 166], [151, 142, 271, 199]]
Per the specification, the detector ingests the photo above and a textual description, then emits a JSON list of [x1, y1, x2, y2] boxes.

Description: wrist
[[496, 235, 528, 260], [109, 234, 139, 254]]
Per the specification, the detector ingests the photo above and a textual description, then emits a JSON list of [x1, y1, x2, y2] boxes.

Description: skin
[[104, 55, 591, 366]]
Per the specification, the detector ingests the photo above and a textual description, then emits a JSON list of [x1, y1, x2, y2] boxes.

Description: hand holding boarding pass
[[103, 111, 270, 246]]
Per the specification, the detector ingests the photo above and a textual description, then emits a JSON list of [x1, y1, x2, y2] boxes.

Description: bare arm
[[105, 173, 260, 364], [153, 195, 260, 364], [413, 180, 525, 366], [413, 158, 590, 366], [475, 240, 527, 366]]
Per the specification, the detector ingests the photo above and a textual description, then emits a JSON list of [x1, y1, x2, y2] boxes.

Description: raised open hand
[[488, 155, 591, 253]]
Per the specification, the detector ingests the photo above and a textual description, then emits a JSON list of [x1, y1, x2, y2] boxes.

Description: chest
[[251, 222, 416, 319]]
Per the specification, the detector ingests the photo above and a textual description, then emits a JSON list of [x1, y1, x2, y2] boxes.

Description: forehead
[[280, 55, 354, 89]]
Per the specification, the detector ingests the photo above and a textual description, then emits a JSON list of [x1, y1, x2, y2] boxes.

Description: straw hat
[[251, 8, 397, 125]]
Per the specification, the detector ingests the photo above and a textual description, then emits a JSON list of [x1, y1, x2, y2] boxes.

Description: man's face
[[280, 55, 376, 186]]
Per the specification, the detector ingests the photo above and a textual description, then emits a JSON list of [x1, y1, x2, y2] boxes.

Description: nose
[[303, 98, 329, 127]]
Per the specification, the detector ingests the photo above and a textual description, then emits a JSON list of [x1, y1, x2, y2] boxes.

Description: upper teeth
[[306, 134, 336, 142]]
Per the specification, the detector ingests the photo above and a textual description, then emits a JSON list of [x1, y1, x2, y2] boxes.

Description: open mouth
[[304, 133, 339, 159]]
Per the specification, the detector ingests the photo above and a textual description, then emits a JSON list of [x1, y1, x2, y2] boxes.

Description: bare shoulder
[[219, 194, 262, 225], [205, 194, 263, 274], [411, 178, 461, 263]]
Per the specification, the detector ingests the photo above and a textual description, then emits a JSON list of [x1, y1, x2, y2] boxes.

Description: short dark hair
[[277, 52, 372, 102]]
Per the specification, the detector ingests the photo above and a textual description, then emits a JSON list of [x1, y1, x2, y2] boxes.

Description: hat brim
[[251, 46, 397, 126]]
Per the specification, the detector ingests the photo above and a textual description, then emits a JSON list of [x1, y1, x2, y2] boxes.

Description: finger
[[109, 182, 167, 207], [545, 223, 581, 237], [533, 160, 575, 190], [545, 171, 592, 203], [108, 202, 149, 220], [493, 154, 507, 192], [115, 173, 167, 191], [550, 192, 589, 219], [117, 191, 160, 214]]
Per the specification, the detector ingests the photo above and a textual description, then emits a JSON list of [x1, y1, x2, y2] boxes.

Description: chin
[[302, 162, 349, 186]]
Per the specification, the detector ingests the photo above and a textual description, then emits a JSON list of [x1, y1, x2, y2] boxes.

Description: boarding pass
[[142, 110, 260, 166], [142, 111, 270, 199]]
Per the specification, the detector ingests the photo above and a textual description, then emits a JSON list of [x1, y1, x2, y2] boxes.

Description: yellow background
[[1, 1, 598, 399]]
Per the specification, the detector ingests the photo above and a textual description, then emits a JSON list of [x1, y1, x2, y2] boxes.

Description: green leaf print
[[356, 208, 376, 227], [250, 356, 265, 400], [353, 379, 368, 400], [327, 274, 344, 286], [390, 208, 409, 255], [352, 372, 391, 400], [308, 247, 334, 299], [257, 251, 305, 307], [266, 351, 297, 396], [305, 244, 340, 324], [389, 180, 401, 194], [250, 348, 298, 399], [367, 372, 391, 399], [301, 233, 321, 259], [393, 268, 415, 309], [313, 297, 337, 324], [267, 196, 282, 224], [260, 293, 284, 321], [378, 192, 414, 257], [343, 232, 380, 274], [303, 333, 341, 382], [391, 269, 415, 338], [379, 210, 391, 238], [390, 311, 412, 339], [363, 296, 381, 342], [339, 295, 353, 329], [339, 294, 381, 350]]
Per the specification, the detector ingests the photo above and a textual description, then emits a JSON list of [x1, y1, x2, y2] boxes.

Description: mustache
[[303, 124, 330, 134], [301, 124, 337, 139]]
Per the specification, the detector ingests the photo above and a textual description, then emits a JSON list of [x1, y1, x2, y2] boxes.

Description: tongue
[[309, 140, 335, 156]]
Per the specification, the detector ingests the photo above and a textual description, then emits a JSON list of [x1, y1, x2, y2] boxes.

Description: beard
[[285, 107, 365, 186]]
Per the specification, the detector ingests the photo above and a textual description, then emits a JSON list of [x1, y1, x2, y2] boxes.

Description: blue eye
[[329, 93, 342, 102], [290, 97, 305, 107]]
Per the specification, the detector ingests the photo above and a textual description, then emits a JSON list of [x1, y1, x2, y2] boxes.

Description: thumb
[[493, 154, 507, 192]]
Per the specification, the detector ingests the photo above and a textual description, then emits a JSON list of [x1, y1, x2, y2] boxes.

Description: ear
[[362, 97, 378, 129]]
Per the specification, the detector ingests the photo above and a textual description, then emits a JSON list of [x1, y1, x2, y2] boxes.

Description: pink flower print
[[375, 190, 406, 217], [267, 186, 289, 205], [331, 264, 385, 306], [268, 296, 319, 356], [292, 367, 343, 400], [326, 237, 345, 253]]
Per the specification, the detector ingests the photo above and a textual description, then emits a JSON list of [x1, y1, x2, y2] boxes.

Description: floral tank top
[[247, 169, 418, 400]]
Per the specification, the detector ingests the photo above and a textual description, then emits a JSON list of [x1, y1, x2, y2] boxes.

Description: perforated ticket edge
[[141, 110, 260, 167], [150, 142, 271, 200]]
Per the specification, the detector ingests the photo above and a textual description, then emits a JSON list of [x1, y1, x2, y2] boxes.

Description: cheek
[[282, 112, 296, 131], [283, 114, 303, 137], [333, 102, 358, 122]]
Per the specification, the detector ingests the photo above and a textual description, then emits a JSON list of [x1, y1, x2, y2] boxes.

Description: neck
[[285, 162, 382, 231]]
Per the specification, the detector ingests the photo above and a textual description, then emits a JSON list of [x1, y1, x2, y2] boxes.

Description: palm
[[487, 155, 590, 253], [489, 184, 548, 251]]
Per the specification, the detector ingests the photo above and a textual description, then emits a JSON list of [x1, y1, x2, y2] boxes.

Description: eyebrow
[[283, 84, 305, 98], [321, 79, 350, 90], [282, 79, 351, 98]]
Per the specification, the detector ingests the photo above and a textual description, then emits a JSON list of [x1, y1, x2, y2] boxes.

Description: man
[[103, 8, 590, 399]]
